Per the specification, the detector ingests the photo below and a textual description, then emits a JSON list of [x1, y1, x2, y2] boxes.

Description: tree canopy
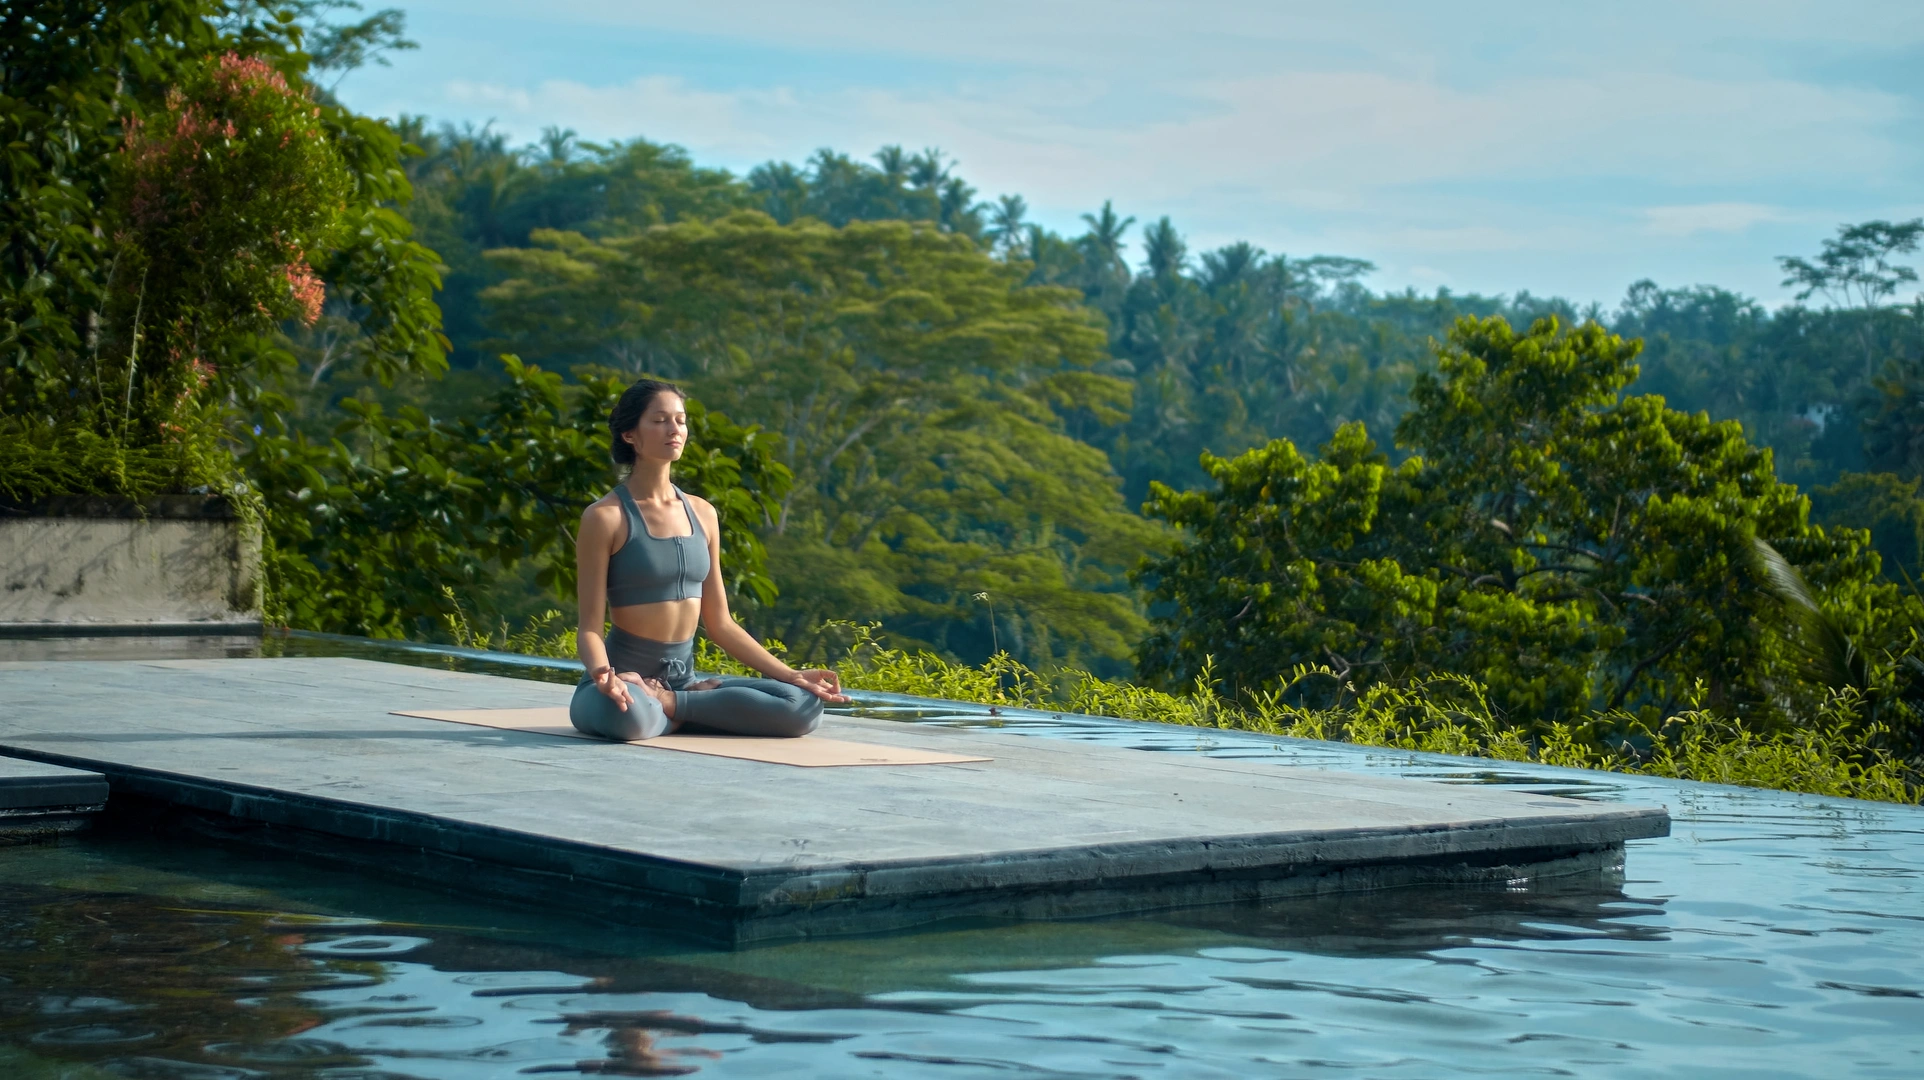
[[1137, 315, 1902, 732]]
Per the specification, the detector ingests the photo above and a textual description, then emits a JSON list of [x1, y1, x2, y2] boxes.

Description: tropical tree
[[481, 212, 1154, 666], [1778, 219, 1924, 383], [1077, 201, 1135, 281], [986, 194, 1029, 257], [1779, 220, 1924, 313], [1137, 315, 1887, 729]]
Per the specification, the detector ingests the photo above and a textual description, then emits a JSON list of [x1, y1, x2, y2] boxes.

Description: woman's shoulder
[[579, 493, 625, 527], [681, 490, 721, 524]]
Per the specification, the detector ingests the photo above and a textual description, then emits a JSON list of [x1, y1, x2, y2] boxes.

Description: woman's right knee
[[796, 694, 824, 731], [777, 708, 822, 737], [774, 689, 824, 736], [570, 683, 664, 741]]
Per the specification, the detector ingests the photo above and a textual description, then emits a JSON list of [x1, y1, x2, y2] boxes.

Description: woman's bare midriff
[[608, 597, 701, 643]]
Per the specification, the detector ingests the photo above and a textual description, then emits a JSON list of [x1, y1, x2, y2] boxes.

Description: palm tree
[[443, 120, 511, 181], [1141, 217, 1187, 281], [1022, 224, 1047, 263], [873, 145, 910, 188], [536, 125, 578, 167], [747, 161, 807, 224], [806, 149, 864, 225], [908, 147, 951, 188], [1751, 537, 1872, 699], [1077, 200, 1135, 276], [985, 194, 1029, 256], [1201, 241, 1262, 293], [940, 176, 982, 238]]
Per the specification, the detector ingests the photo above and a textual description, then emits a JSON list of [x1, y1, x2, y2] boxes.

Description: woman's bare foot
[[638, 677, 677, 719]]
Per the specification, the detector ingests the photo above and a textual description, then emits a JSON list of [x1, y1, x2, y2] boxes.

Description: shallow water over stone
[[0, 630, 1919, 1077]]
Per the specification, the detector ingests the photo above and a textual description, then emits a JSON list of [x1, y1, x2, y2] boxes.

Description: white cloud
[[432, 67, 1912, 211], [1640, 203, 1789, 237], [347, 0, 1924, 302]]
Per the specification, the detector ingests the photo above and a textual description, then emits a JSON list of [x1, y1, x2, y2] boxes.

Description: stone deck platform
[[0, 657, 1669, 945]]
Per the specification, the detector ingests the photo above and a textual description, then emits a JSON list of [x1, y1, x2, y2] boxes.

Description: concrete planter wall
[[0, 495, 262, 634]]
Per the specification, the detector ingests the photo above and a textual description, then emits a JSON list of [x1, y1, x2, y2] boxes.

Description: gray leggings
[[570, 629, 823, 742]]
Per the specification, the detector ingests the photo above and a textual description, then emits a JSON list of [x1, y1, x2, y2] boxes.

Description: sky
[[334, 0, 1924, 309]]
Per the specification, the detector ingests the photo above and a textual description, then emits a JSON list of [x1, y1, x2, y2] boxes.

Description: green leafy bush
[[2, 2, 443, 506], [117, 52, 350, 371]]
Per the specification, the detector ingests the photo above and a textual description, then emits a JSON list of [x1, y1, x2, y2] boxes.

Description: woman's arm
[[691, 496, 847, 703], [576, 501, 638, 710]]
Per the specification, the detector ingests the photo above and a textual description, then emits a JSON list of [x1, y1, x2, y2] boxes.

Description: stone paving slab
[[0, 657, 1669, 944]]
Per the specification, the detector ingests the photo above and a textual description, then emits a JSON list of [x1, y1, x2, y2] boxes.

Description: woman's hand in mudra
[[787, 668, 848, 703], [593, 668, 647, 711]]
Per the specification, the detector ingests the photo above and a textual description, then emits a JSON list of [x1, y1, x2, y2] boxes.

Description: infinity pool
[[1, 631, 1919, 1078]]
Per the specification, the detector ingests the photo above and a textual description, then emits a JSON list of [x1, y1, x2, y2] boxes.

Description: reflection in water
[[0, 882, 343, 1075], [0, 630, 1919, 1077], [555, 1021, 712, 1077], [1, 820, 1918, 1079], [1164, 874, 1669, 956]]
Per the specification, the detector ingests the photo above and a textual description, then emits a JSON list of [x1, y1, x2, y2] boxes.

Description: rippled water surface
[[1, 631, 1920, 1078]]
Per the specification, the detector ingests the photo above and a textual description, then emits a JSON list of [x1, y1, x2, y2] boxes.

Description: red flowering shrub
[[115, 51, 350, 413]]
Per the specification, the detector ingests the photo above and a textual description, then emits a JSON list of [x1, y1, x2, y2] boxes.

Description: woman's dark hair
[[608, 378, 687, 466]]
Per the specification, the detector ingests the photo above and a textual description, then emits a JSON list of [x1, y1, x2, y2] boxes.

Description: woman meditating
[[571, 379, 845, 741]]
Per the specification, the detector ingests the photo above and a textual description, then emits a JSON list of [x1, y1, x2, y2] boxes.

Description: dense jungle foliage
[[6, 2, 1924, 799]]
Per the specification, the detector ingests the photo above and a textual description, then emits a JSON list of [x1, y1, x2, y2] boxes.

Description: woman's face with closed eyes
[[622, 391, 687, 462]]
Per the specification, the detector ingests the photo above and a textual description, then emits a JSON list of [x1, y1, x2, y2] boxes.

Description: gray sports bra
[[606, 485, 709, 606]]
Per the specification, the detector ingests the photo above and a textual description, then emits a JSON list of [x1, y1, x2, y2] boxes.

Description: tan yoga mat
[[389, 707, 991, 767]]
